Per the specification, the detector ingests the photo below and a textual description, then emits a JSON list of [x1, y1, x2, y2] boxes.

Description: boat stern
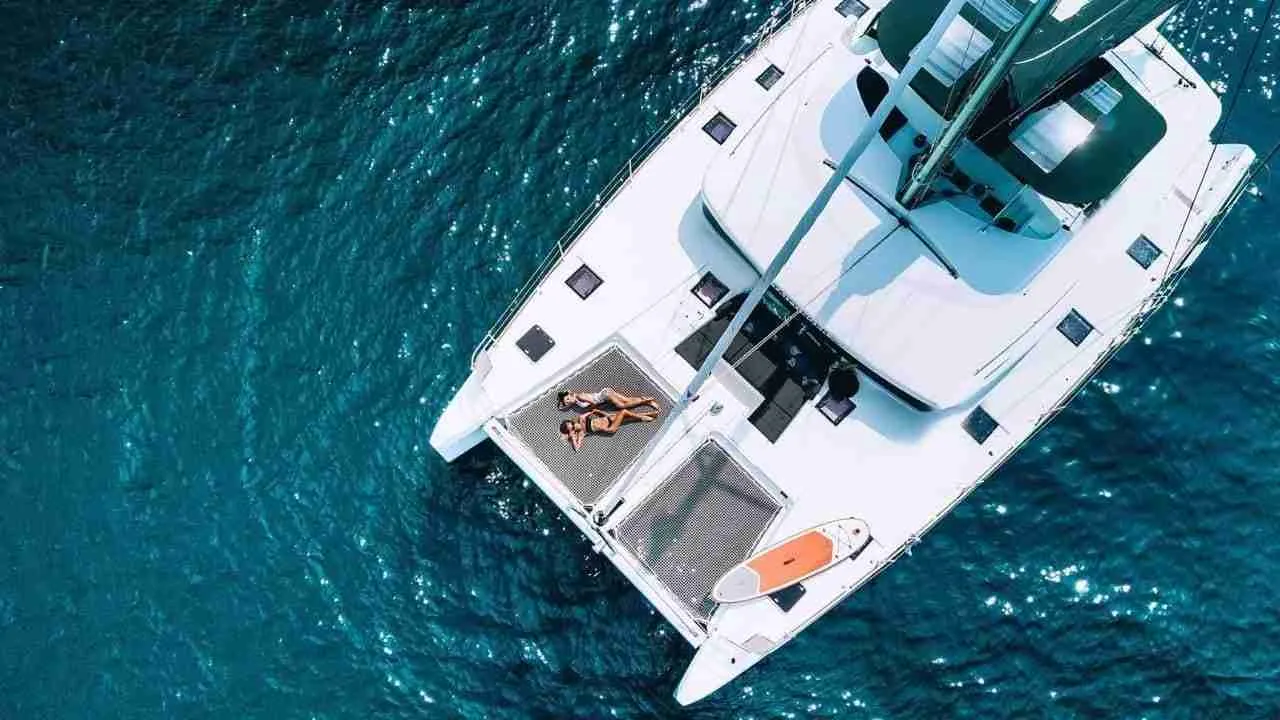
[[429, 353, 496, 462], [675, 635, 770, 706]]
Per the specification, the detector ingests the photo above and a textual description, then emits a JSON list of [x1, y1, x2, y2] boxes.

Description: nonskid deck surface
[[615, 440, 784, 622], [503, 346, 672, 506]]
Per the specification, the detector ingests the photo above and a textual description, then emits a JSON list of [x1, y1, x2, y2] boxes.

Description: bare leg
[[563, 418, 588, 450], [607, 408, 658, 432], [603, 388, 657, 410]]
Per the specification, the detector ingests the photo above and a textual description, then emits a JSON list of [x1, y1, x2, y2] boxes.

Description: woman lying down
[[556, 388, 660, 450]]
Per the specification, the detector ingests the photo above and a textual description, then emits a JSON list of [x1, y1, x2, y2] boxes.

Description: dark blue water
[[2, 1, 1279, 717]]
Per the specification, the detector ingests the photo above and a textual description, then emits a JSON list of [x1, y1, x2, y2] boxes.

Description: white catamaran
[[430, 0, 1255, 703]]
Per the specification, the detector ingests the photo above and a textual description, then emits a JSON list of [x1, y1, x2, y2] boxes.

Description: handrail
[[469, 0, 820, 369]]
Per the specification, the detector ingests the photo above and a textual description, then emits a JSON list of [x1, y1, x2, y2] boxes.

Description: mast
[[592, 0, 972, 524], [899, 0, 1057, 207]]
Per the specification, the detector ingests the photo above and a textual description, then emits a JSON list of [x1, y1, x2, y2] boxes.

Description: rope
[[942, 1, 987, 117], [1161, 0, 1276, 281], [1183, 0, 1214, 59], [1013, 0, 1146, 66]]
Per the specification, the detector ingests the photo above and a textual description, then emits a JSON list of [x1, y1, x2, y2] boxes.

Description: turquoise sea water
[[2, 1, 1279, 717]]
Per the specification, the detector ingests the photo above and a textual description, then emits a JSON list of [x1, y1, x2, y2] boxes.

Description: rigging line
[[943, 1, 986, 117], [498, 0, 822, 348], [973, 0, 1151, 140], [1005, 148, 1265, 422], [950, 16, 1007, 120], [726, 222, 900, 375], [1161, 0, 1276, 281], [931, 0, 1090, 170], [720, 9, 825, 235], [969, 65, 1085, 143], [1242, 138, 1280, 194], [971, 1, 1193, 148], [1187, 136, 1280, 246], [998, 281, 1170, 418], [1013, 0, 1146, 66], [822, 158, 960, 276], [1184, 0, 1214, 58]]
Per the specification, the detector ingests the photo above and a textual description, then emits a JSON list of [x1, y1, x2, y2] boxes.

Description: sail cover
[[877, 0, 1179, 115]]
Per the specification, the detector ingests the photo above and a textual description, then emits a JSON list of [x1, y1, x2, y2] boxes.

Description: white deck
[[430, 0, 1255, 705]]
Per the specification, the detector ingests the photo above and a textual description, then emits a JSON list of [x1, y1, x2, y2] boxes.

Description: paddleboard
[[712, 517, 871, 604]]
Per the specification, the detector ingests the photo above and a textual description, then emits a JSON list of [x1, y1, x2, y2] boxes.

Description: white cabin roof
[[703, 47, 1080, 407]]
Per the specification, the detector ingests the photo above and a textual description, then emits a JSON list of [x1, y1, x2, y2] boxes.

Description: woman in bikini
[[560, 407, 659, 451], [557, 387, 656, 412]]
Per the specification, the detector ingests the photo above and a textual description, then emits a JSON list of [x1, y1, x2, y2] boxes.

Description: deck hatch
[[504, 347, 672, 505], [835, 0, 869, 19], [702, 113, 737, 145], [1126, 235, 1162, 269], [963, 406, 998, 444], [818, 392, 855, 425], [1057, 309, 1094, 346], [755, 64, 784, 90], [516, 325, 555, 362], [616, 439, 784, 622], [769, 583, 806, 612], [565, 263, 604, 299], [692, 272, 729, 308]]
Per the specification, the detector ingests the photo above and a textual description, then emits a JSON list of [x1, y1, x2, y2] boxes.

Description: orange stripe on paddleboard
[[746, 531, 834, 593]]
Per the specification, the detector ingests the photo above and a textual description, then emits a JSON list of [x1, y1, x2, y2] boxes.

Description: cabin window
[[963, 406, 998, 444], [565, 263, 603, 299], [818, 392, 856, 426], [692, 272, 730, 308], [1011, 101, 1094, 173], [703, 112, 737, 145], [516, 325, 555, 362], [971, 0, 1023, 31], [1057, 309, 1094, 346], [1126, 235, 1162, 269], [1052, 0, 1091, 20], [923, 15, 993, 87], [1081, 79, 1122, 115], [835, 0, 869, 19], [756, 64, 784, 90]]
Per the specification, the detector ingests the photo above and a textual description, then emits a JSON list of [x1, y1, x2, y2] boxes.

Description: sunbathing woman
[[557, 387, 657, 411], [560, 407, 659, 451]]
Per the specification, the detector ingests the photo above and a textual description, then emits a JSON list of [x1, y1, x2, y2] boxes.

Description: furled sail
[[877, 0, 1179, 117]]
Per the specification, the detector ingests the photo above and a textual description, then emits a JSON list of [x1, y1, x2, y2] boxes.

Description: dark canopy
[[1009, 0, 1180, 106], [877, 0, 1179, 116], [875, 0, 1173, 204], [974, 59, 1167, 205]]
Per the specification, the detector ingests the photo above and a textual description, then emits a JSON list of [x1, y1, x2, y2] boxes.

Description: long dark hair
[[557, 391, 571, 409], [560, 419, 574, 435]]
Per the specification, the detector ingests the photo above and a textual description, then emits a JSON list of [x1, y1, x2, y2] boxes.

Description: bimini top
[[876, 0, 1170, 205]]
